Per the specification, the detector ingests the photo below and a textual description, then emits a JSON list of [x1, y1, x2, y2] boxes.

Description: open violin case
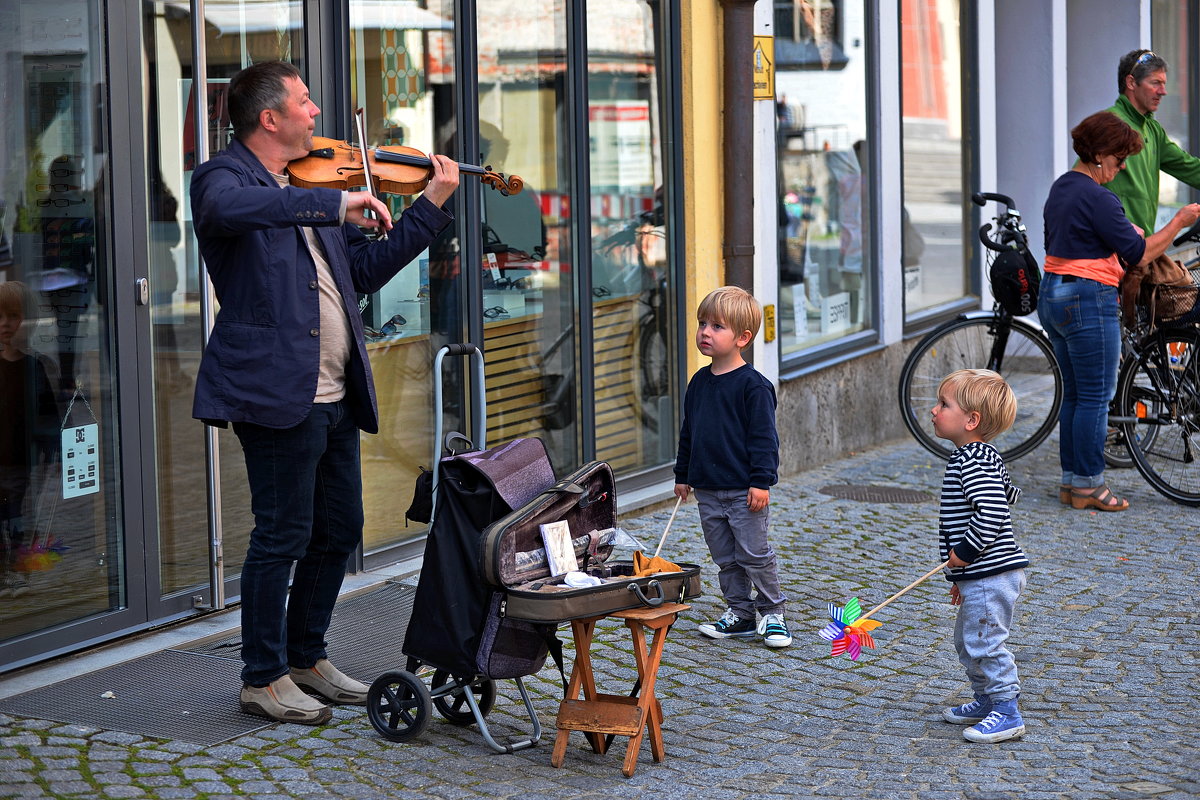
[[479, 460, 701, 622]]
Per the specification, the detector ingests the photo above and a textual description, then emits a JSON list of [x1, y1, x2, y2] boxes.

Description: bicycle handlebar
[[1173, 219, 1200, 248], [975, 190, 1027, 252], [972, 191, 1016, 209], [978, 223, 1009, 252]]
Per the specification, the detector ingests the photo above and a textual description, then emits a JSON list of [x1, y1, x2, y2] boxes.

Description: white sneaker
[[757, 613, 792, 648]]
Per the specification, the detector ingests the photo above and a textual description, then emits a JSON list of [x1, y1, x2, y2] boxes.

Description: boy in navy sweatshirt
[[674, 286, 788, 648]]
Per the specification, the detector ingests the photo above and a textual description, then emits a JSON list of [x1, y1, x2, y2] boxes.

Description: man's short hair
[[228, 61, 302, 140], [697, 285, 762, 344], [1118, 49, 1168, 94], [1071, 110, 1144, 164], [938, 369, 1017, 443]]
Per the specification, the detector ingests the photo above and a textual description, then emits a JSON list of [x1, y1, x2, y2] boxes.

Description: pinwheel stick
[[858, 560, 951, 623], [652, 495, 683, 558]]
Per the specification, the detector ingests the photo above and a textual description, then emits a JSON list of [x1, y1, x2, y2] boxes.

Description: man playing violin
[[190, 60, 459, 725]]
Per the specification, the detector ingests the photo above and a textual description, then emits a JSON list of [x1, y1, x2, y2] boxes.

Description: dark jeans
[[1037, 272, 1121, 487], [233, 401, 363, 687]]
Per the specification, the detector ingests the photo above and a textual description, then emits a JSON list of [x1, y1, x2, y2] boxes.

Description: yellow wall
[[680, 0, 724, 379]]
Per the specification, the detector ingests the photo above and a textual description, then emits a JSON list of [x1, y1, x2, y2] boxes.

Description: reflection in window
[[0, 3, 122, 641], [588, 0, 676, 471], [1150, 0, 1193, 226], [348, 0, 458, 553], [775, 1, 872, 355], [900, 0, 968, 315], [470, 3, 578, 474]]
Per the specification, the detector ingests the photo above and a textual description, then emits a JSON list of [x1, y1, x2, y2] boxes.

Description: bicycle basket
[[1140, 281, 1200, 325], [989, 246, 1041, 316]]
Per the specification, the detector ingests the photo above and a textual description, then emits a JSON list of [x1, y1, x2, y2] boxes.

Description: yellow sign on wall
[[753, 36, 775, 100]]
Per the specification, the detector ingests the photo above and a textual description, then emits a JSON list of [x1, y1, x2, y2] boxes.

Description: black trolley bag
[[480, 460, 702, 622], [369, 345, 560, 753]]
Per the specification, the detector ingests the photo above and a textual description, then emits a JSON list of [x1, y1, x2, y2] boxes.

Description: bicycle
[[899, 191, 1200, 506], [898, 192, 1062, 462]]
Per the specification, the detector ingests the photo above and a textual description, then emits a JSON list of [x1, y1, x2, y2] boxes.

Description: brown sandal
[[1070, 486, 1130, 512], [1058, 485, 1071, 505]]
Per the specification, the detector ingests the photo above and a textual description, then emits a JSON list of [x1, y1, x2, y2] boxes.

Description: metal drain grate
[[819, 484, 934, 503], [0, 650, 270, 745], [182, 580, 418, 681]]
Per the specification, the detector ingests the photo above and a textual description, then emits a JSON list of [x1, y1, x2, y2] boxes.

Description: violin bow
[[354, 108, 388, 241]]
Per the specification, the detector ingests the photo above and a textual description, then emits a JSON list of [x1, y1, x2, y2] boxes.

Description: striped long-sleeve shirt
[[938, 441, 1029, 582]]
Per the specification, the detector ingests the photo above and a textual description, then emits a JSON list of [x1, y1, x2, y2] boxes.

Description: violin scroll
[[480, 168, 524, 197]]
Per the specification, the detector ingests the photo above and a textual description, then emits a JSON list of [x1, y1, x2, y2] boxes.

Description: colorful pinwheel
[[819, 598, 882, 660], [819, 560, 950, 660]]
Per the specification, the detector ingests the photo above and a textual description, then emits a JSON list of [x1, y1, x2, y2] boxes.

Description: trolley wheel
[[367, 670, 432, 742], [431, 670, 496, 725], [898, 314, 1062, 461]]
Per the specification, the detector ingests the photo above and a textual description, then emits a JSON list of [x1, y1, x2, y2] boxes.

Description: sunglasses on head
[[1136, 50, 1157, 66]]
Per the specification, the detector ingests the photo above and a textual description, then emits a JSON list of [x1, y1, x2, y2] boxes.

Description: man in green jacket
[[1104, 49, 1200, 235]]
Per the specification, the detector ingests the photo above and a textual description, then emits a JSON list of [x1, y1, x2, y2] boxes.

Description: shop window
[[774, 0, 849, 70], [900, 0, 970, 316], [775, 1, 872, 356], [587, 0, 677, 471], [1149, 0, 1195, 227]]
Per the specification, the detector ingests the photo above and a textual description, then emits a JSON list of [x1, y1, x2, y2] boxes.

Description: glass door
[[348, 0, 460, 555], [0, 3, 125, 654], [142, 0, 304, 604], [587, 0, 677, 471]]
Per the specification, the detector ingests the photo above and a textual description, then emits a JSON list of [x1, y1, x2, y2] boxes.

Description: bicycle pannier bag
[[991, 247, 1041, 316]]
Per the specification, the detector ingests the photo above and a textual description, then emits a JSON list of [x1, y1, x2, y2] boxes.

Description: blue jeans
[[233, 401, 364, 687], [1037, 273, 1121, 488], [953, 569, 1026, 704], [693, 488, 786, 619]]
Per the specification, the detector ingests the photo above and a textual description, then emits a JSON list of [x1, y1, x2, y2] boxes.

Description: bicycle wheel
[[633, 311, 669, 434], [1114, 327, 1200, 506], [899, 315, 1063, 461]]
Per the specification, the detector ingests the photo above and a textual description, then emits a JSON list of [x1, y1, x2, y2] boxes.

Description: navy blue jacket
[[190, 138, 452, 432], [674, 363, 779, 490]]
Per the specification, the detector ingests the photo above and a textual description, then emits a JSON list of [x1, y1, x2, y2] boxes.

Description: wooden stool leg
[[552, 618, 604, 767], [621, 621, 669, 777]]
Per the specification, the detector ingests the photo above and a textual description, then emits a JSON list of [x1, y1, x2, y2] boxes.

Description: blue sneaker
[[964, 708, 1026, 743], [698, 609, 756, 639], [942, 697, 992, 724]]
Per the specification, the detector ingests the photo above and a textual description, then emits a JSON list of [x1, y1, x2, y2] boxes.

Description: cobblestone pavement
[[1, 436, 1197, 800]]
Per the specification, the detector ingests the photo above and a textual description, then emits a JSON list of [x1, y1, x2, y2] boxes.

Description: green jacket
[[1104, 94, 1200, 234]]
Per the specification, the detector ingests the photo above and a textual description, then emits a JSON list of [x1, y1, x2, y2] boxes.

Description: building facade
[[0, 0, 1195, 670]]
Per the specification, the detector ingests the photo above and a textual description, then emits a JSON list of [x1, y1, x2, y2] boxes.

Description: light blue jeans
[[693, 488, 786, 620], [953, 568, 1026, 704]]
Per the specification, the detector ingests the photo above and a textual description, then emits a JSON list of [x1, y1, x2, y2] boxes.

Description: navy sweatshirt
[[674, 363, 778, 491]]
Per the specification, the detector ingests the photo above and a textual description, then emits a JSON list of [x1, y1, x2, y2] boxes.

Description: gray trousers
[[953, 568, 1026, 703], [694, 488, 787, 619]]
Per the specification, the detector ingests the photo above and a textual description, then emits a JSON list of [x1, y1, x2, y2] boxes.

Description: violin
[[289, 137, 523, 197]]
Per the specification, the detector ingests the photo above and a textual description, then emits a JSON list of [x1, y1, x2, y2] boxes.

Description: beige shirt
[[272, 172, 352, 403]]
